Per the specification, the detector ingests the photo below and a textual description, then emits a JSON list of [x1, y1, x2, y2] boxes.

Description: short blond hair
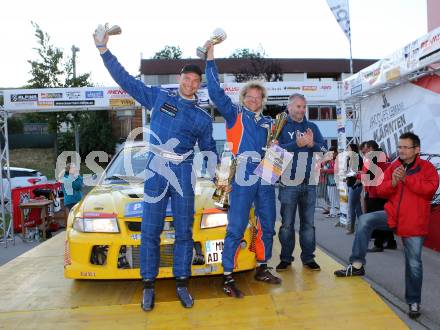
[[239, 80, 267, 107]]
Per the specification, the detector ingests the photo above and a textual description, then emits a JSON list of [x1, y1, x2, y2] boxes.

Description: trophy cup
[[95, 23, 122, 43], [265, 112, 288, 149], [196, 28, 227, 60], [212, 157, 237, 209]]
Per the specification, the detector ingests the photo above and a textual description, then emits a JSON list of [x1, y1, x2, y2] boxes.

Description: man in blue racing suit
[[94, 32, 218, 311], [204, 41, 281, 298]]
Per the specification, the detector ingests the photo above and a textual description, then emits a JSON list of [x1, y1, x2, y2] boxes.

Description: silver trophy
[[197, 28, 227, 59], [95, 23, 122, 43]]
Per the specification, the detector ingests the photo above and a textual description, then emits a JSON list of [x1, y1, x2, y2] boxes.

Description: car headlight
[[73, 216, 119, 233], [200, 212, 228, 229]]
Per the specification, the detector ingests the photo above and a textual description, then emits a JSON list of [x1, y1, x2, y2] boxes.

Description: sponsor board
[[86, 90, 104, 98], [40, 92, 63, 99], [107, 89, 129, 97], [10, 94, 38, 102], [110, 98, 135, 107], [66, 91, 81, 99], [54, 100, 95, 106], [37, 101, 54, 107]]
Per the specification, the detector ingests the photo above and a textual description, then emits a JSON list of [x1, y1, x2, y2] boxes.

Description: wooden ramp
[[0, 232, 407, 329]]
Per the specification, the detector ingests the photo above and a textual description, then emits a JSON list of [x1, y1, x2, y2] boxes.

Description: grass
[[9, 148, 56, 179], [8, 148, 98, 180]]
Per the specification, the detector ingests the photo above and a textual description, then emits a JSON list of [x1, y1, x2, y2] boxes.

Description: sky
[[0, 0, 428, 88]]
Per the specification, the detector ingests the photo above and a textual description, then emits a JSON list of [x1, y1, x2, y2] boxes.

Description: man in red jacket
[[334, 133, 439, 319]]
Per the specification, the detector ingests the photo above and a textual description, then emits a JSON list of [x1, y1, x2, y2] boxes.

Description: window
[[307, 105, 337, 120], [320, 107, 331, 120], [308, 107, 319, 120]]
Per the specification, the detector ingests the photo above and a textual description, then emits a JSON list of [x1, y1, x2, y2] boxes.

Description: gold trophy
[[212, 156, 237, 209], [197, 28, 227, 59], [265, 112, 288, 149], [95, 23, 122, 43]]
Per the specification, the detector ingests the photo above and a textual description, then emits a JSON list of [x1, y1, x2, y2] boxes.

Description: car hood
[[76, 178, 217, 218]]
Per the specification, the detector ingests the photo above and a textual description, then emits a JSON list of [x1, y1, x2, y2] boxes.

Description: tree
[[229, 48, 283, 83], [25, 22, 115, 159], [152, 45, 183, 59], [229, 48, 264, 59], [27, 22, 64, 89]]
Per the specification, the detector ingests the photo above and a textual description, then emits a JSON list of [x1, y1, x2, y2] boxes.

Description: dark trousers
[[366, 197, 396, 247]]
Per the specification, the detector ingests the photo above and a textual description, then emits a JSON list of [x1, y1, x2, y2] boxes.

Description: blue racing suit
[[206, 60, 276, 272], [101, 50, 218, 280]]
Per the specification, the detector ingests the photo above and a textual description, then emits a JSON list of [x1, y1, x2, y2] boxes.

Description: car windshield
[[104, 140, 229, 184], [104, 146, 149, 183]]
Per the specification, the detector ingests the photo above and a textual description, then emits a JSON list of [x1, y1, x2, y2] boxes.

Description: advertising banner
[[343, 26, 440, 99]]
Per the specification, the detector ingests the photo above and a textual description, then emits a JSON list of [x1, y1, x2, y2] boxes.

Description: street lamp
[[71, 45, 80, 159], [71, 45, 80, 80]]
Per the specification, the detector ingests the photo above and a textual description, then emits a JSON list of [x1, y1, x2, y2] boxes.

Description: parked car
[[64, 141, 257, 279], [1, 167, 48, 201]]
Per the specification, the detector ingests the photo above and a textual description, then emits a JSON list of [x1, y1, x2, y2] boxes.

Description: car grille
[[119, 244, 174, 269], [126, 219, 174, 232]]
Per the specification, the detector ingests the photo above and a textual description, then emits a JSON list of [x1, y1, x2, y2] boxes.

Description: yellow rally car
[[64, 142, 257, 279]]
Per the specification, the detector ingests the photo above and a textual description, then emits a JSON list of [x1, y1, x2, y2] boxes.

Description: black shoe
[[255, 264, 282, 284], [367, 246, 384, 253], [334, 264, 365, 277], [276, 261, 291, 272], [223, 274, 244, 298], [176, 277, 194, 308], [303, 261, 321, 271], [408, 303, 421, 319], [141, 288, 155, 311], [176, 286, 194, 308]]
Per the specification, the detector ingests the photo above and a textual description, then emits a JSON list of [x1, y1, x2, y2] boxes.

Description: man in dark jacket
[[334, 132, 439, 319], [276, 93, 327, 272]]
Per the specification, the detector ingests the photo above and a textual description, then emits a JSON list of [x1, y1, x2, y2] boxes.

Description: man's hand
[[93, 31, 109, 54], [305, 128, 314, 148], [392, 165, 406, 187], [296, 131, 307, 148], [204, 40, 214, 60]]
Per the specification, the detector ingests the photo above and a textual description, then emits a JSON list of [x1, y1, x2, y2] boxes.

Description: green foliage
[[78, 111, 116, 157], [27, 22, 64, 89], [26, 22, 115, 158], [7, 116, 24, 134], [57, 131, 75, 153], [229, 48, 265, 59], [153, 45, 183, 59]]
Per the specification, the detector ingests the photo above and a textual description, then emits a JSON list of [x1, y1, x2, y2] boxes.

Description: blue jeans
[[348, 184, 363, 232], [350, 211, 424, 304], [278, 183, 316, 264], [402, 236, 424, 304]]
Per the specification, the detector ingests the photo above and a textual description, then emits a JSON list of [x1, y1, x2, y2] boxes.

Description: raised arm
[[204, 42, 238, 128], [93, 32, 158, 109]]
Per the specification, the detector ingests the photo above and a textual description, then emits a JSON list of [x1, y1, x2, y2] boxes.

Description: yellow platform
[[0, 232, 407, 329]]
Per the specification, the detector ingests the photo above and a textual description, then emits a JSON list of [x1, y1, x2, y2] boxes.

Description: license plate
[[205, 239, 224, 264]]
